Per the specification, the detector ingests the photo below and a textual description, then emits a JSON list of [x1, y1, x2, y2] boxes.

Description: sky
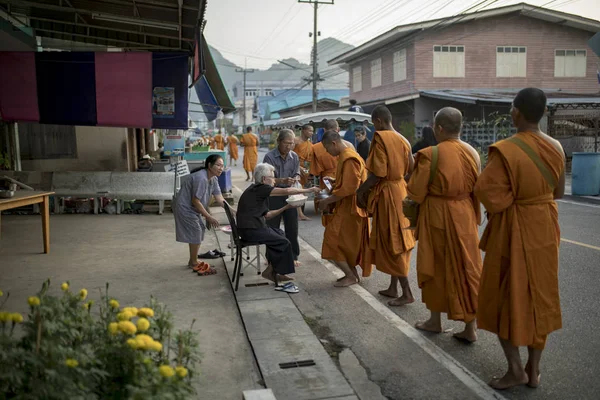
[[204, 0, 600, 69]]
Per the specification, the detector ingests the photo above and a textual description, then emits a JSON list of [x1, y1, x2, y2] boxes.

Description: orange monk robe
[[214, 134, 225, 150], [309, 142, 338, 189], [475, 133, 564, 350], [295, 139, 313, 186], [322, 148, 373, 277], [241, 133, 259, 173], [407, 141, 482, 323], [364, 130, 415, 277], [228, 135, 239, 160]]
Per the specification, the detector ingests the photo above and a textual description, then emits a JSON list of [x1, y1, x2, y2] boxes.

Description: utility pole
[[236, 61, 255, 132], [299, 0, 334, 113]]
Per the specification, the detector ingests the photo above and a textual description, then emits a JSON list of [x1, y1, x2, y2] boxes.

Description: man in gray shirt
[[263, 129, 302, 264]]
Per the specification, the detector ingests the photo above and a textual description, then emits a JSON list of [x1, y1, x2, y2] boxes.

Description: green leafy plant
[[0, 152, 11, 170], [0, 280, 200, 399]]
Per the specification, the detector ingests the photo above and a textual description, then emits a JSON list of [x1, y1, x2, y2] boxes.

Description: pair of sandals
[[191, 262, 217, 276], [198, 249, 226, 259], [274, 282, 299, 294]]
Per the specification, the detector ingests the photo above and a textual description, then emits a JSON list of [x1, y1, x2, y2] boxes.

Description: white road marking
[[561, 238, 600, 251], [557, 199, 600, 209], [298, 237, 507, 400]]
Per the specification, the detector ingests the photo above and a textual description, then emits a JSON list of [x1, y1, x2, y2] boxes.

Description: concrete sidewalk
[[0, 212, 262, 399]]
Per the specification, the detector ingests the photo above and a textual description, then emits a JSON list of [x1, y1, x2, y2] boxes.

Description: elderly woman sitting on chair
[[236, 163, 319, 292]]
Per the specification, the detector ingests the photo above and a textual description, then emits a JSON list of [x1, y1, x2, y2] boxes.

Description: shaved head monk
[[475, 88, 566, 390], [295, 124, 314, 221], [357, 105, 416, 306], [241, 127, 259, 181], [324, 119, 356, 151], [407, 107, 483, 342], [318, 130, 372, 287]]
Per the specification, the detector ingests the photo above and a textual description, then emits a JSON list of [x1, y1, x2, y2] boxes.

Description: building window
[[433, 45, 465, 78], [371, 58, 382, 88], [353, 66, 362, 92], [18, 123, 78, 160], [555, 49, 587, 77], [245, 90, 257, 98], [496, 46, 526, 77], [393, 49, 407, 82], [264, 89, 273, 96]]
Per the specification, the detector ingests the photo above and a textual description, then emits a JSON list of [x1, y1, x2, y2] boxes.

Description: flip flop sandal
[[192, 262, 208, 272], [197, 263, 217, 276], [198, 251, 220, 259], [274, 282, 299, 294], [212, 249, 226, 257]]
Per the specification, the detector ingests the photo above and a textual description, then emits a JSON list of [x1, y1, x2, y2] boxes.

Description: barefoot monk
[[295, 124, 314, 221], [241, 126, 259, 181], [407, 107, 482, 342], [475, 88, 565, 390], [317, 130, 372, 287], [357, 105, 416, 307]]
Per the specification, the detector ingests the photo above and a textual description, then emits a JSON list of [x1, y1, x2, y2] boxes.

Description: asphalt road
[[233, 147, 600, 400]]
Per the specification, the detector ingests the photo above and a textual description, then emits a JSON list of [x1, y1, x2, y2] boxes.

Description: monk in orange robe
[[241, 127, 259, 181], [357, 105, 416, 306], [407, 107, 482, 342], [294, 124, 314, 221], [475, 88, 565, 390], [214, 133, 225, 150], [227, 134, 239, 166], [318, 130, 372, 287]]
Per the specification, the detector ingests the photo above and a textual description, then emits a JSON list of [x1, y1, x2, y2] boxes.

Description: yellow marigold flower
[[118, 320, 137, 335], [83, 300, 94, 310], [109, 299, 120, 309], [122, 307, 139, 315], [175, 366, 188, 378], [147, 340, 163, 352], [159, 365, 175, 378], [133, 334, 153, 350], [65, 358, 79, 368], [137, 308, 155, 318], [79, 289, 88, 300], [61, 282, 69, 291], [136, 318, 150, 332], [127, 338, 140, 349], [117, 311, 134, 321], [10, 313, 24, 323], [108, 322, 119, 335], [0, 312, 10, 322], [28, 296, 41, 307]]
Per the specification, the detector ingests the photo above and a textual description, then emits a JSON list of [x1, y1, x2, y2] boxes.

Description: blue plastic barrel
[[571, 152, 600, 196]]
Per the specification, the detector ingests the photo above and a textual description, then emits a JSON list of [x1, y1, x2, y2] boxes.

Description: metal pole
[[312, 2, 318, 113], [10, 123, 21, 171], [236, 63, 255, 132]]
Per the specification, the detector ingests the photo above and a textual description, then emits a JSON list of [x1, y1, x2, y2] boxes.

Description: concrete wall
[[21, 126, 130, 172]]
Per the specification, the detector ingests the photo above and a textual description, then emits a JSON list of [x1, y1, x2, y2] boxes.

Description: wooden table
[[0, 191, 54, 254]]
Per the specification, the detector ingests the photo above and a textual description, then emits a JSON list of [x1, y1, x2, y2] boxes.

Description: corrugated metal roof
[[420, 89, 600, 105]]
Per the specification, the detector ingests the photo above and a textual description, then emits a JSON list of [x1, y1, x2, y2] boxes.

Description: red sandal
[[192, 262, 208, 272], [196, 263, 217, 276]]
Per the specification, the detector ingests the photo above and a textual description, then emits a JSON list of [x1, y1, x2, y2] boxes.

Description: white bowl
[[286, 195, 307, 207]]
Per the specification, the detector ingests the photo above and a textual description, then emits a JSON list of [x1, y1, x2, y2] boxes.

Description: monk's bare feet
[[415, 319, 442, 333], [525, 363, 541, 388], [378, 288, 398, 298], [277, 274, 294, 282], [350, 266, 361, 283], [299, 214, 311, 221], [488, 371, 529, 390], [453, 330, 478, 343], [334, 276, 358, 287], [294, 261, 302, 267], [388, 294, 415, 307]]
